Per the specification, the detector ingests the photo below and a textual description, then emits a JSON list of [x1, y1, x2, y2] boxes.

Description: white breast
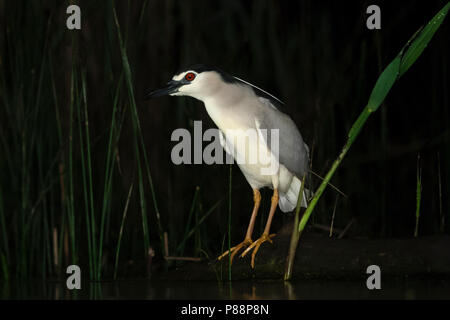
[[201, 83, 305, 212], [205, 97, 291, 191]]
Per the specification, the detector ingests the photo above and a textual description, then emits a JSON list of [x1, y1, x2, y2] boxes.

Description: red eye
[[185, 72, 196, 81]]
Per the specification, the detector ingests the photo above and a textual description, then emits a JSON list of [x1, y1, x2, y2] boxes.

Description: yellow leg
[[241, 188, 278, 268], [217, 189, 261, 265]]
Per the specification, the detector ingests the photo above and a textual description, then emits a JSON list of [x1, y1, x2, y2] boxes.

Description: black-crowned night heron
[[145, 64, 310, 268]]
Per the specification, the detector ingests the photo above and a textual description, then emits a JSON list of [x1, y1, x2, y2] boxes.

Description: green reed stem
[[178, 186, 200, 256], [176, 198, 224, 253], [284, 173, 306, 281], [112, 2, 151, 258], [0, 185, 9, 266], [99, 73, 124, 279], [414, 154, 422, 238], [76, 71, 94, 279], [114, 182, 134, 280], [67, 40, 77, 266]]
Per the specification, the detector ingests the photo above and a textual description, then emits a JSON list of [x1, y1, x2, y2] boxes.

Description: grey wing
[[256, 98, 310, 178]]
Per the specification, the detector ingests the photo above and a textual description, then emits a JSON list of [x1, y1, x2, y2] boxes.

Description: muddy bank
[[156, 232, 450, 281]]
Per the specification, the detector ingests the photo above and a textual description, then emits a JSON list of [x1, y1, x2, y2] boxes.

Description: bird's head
[[145, 64, 227, 101]]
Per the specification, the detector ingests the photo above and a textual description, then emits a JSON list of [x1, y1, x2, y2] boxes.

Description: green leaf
[[400, 2, 450, 76], [366, 56, 401, 112], [297, 1, 450, 241]]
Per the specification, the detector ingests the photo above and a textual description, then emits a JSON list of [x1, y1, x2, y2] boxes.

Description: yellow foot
[[217, 238, 253, 266], [240, 233, 276, 269]]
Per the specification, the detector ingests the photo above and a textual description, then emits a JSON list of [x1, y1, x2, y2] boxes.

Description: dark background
[[0, 0, 448, 279]]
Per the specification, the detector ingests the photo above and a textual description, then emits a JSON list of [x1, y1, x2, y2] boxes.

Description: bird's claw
[[240, 233, 276, 269], [217, 238, 253, 266]]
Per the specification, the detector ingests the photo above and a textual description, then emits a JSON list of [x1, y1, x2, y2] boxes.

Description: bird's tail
[[278, 175, 310, 212]]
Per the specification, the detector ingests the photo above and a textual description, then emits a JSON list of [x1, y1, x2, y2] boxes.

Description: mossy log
[[157, 231, 450, 281]]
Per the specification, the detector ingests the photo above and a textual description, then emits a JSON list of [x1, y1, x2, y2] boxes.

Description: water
[[1, 277, 449, 299]]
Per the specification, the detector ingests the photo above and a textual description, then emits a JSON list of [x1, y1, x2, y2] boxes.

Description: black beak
[[144, 80, 182, 100]]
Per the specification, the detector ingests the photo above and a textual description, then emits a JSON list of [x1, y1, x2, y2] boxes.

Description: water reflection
[[0, 278, 448, 300]]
